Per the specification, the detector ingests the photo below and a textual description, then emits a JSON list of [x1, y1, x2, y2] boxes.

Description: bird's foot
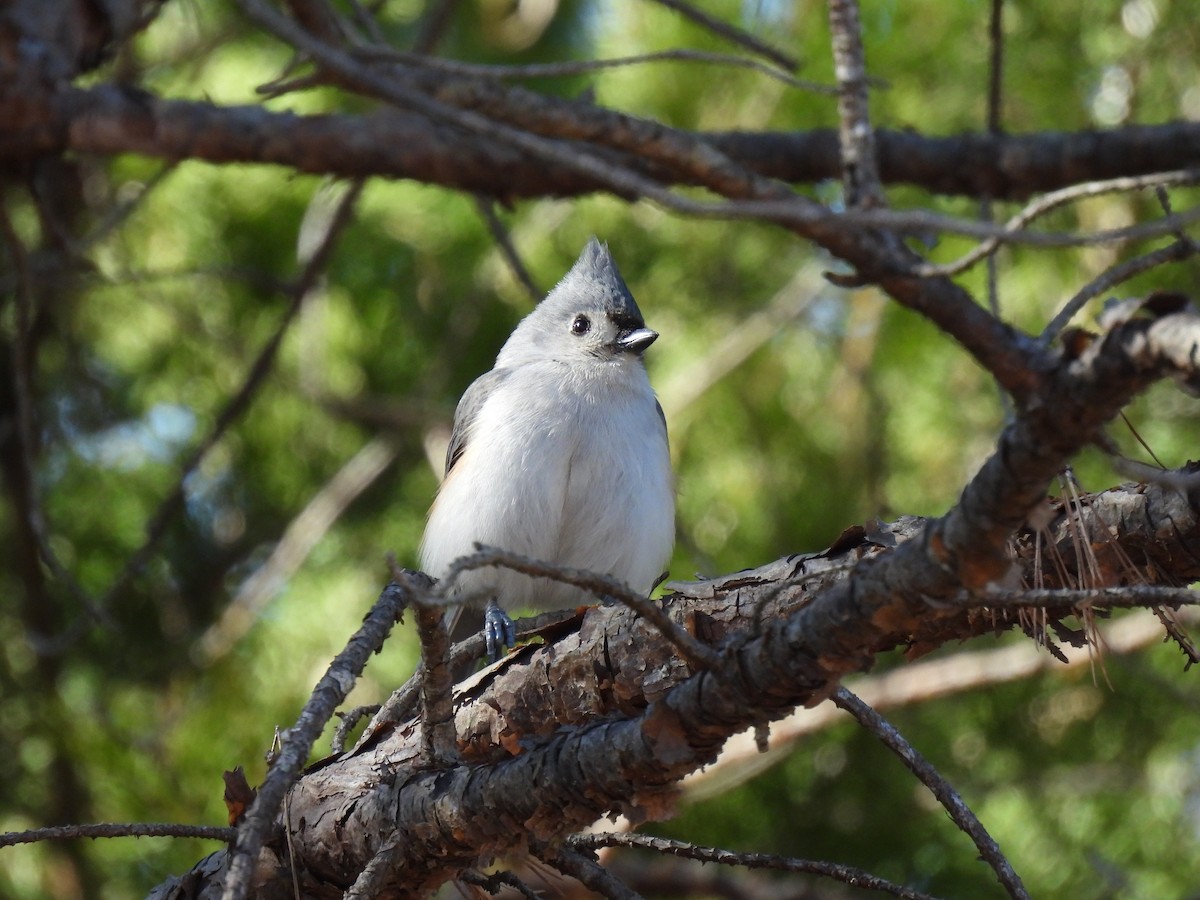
[[484, 598, 516, 662]]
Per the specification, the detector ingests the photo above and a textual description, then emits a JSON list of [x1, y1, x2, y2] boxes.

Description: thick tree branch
[[153, 306, 1200, 898], [4, 83, 1200, 204]]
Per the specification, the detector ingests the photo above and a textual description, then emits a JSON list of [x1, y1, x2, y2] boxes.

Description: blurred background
[[3, 0, 1200, 896]]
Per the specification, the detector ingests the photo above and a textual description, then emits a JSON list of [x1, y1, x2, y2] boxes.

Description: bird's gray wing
[[655, 399, 670, 449], [444, 368, 512, 477]]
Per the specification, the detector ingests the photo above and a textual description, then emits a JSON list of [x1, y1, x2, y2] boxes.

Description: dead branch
[[832, 688, 1029, 899], [155, 297, 1200, 895], [5, 77, 1200, 206], [218, 580, 412, 900], [575, 833, 941, 900], [828, 0, 884, 209], [0, 823, 236, 848]]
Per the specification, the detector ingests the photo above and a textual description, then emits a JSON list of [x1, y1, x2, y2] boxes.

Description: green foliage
[[659, 643, 1200, 898], [4, 0, 1200, 897]]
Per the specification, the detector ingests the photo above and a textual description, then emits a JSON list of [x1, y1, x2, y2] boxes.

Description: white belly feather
[[419, 359, 674, 610]]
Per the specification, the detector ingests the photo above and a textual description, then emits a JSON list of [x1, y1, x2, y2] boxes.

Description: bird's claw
[[484, 599, 516, 662]]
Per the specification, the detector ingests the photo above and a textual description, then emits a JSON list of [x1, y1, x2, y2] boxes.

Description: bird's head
[[497, 239, 658, 368]]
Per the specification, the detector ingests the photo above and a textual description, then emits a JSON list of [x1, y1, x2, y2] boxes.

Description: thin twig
[[1, 822, 236, 847], [220, 580, 410, 900], [1150, 606, 1200, 667], [918, 169, 1200, 277], [640, 0, 798, 72], [1113, 413, 1168, 469], [821, 198, 1200, 246], [982, 0, 1008, 412], [388, 561, 457, 765], [539, 845, 644, 900], [828, 0, 884, 209], [236, 0, 804, 220], [679, 610, 1189, 805], [344, 0, 387, 44], [1040, 238, 1197, 342], [473, 196, 542, 303], [238, 2, 1200, 265], [331, 704, 380, 754], [981, 585, 1200, 610], [658, 261, 824, 420], [0, 200, 112, 635], [411, 0, 461, 54], [461, 868, 543, 898], [987, 0, 1005, 137], [832, 688, 1030, 900], [343, 838, 403, 899], [1155, 183, 1176, 218], [346, 606, 579, 755], [440, 545, 721, 670], [1108, 454, 1200, 490], [348, 658, 452, 755], [980, 197, 1013, 417], [355, 46, 836, 94], [281, 0, 351, 43], [572, 833, 940, 900]]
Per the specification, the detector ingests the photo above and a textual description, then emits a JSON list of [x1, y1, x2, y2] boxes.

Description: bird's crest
[[560, 237, 644, 322]]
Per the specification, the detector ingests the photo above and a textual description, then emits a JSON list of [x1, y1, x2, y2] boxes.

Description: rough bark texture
[[151, 480, 1200, 898], [145, 310, 1200, 899]]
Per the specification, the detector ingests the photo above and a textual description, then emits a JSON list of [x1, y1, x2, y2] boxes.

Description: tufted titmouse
[[419, 239, 675, 658]]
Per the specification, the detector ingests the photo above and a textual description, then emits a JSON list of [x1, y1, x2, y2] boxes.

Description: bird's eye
[[570, 314, 591, 335]]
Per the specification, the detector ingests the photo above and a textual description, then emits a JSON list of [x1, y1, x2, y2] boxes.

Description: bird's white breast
[[420, 359, 674, 611]]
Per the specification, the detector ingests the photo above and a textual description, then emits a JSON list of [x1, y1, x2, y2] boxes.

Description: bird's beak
[[616, 327, 658, 354]]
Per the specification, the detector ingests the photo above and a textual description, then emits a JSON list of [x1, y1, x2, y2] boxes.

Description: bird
[[419, 238, 675, 659]]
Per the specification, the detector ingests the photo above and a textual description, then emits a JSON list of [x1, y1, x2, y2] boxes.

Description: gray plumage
[[420, 239, 675, 630]]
